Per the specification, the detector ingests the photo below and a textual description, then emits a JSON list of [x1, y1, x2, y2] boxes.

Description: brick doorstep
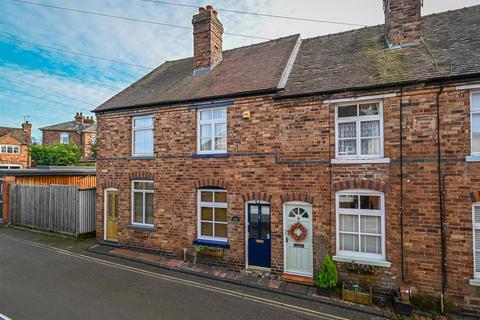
[[88, 244, 393, 319]]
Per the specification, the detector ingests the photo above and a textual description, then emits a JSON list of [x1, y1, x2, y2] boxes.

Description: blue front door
[[248, 204, 271, 268]]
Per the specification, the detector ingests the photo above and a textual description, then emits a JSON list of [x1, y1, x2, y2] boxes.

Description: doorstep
[[88, 244, 393, 319], [282, 273, 314, 285]]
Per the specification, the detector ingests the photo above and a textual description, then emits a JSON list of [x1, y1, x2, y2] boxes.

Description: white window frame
[[197, 189, 228, 242], [335, 189, 386, 261], [335, 101, 384, 159], [132, 115, 154, 157], [131, 180, 154, 227], [470, 91, 480, 156], [0, 145, 21, 154], [197, 107, 227, 155], [60, 133, 69, 144], [0, 164, 22, 169], [473, 204, 480, 279]]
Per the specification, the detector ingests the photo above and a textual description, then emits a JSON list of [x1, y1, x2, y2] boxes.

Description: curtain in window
[[361, 120, 380, 155]]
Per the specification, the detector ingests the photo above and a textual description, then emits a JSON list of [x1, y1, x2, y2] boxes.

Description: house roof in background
[[0, 166, 96, 177], [0, 126, 30, 145], [39, 121, 96, 133], [280, 5, 480, 97], [94, 34, 301, 112]]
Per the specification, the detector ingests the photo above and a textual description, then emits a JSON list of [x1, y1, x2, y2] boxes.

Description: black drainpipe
[[399, 88, 406, 283], [436, 84, 447, 313]]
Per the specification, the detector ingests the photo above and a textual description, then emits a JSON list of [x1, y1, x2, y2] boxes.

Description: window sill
[[469, 279, 480, 286], [331, 158, 390, 164], [127, 224, 156, 232], [193, 239, 230, 249], [128, 155, 155, 160], [332, 255, 391, 268], [466, 156, 480, 162], [192, 153, 230, 159]]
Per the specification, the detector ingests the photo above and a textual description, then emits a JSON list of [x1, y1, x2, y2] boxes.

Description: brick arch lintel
[[129, 171, 155, 181], [333, 178, 387, 193], [242, 192, 272, 203], [100, 181, 119, 190], [281, 192, 314, 204], [194, 178, 228, 189], [469, 191, 480, 203]]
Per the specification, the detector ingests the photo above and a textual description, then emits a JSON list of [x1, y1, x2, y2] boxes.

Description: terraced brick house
[[93, 1, 480, 313], [40, 112, 97, 159], [0, 121, 32, 169]]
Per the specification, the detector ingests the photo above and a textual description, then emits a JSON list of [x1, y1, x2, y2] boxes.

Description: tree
[[30, 143, 81, 166]]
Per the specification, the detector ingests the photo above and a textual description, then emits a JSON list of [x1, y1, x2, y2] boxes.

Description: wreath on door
[[289, 222, 307, 241]]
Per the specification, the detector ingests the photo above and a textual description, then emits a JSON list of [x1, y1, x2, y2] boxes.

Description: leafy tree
[[30, 143, 81, 166], [314, 255, 339, 288], [88, 139, 97, 159]]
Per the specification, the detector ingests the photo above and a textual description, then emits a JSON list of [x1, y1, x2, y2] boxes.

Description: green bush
[[314, 255, 339, 288], [30, 143, 81, 166]]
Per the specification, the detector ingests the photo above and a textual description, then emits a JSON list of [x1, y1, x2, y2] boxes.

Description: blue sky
[[1, 0, 479, 140]]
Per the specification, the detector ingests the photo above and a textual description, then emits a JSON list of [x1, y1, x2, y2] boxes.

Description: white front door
[[284, 203, 313, 277]]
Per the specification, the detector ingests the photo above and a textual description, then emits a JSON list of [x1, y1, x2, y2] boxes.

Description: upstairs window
[[336, 102, 383, 159], [0, 145, 20, 154], [197, 189, 228, 241], [197, 108, 227, 154], [60, 133, 69, 144], [132, 116, 154, 156], [471, 92, 480, 156]]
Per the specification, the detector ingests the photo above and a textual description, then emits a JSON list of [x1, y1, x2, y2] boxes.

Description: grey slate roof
[[39, 121, 95, 133], [94, 35, 300, 112], [280, 5, 480, 97], [0, 166, 96, 177], [0, 127, 30, 145]]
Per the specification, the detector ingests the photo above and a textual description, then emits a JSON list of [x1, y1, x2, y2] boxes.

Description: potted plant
[[342, 282, 372, 305], [194, 245, 223, 257], [346, 261, 378, 275], [314, 255, 339, 296]]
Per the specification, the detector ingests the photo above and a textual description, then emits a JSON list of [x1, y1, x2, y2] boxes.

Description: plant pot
[[342, 287, 372, 305], [393, 298, 414, 316], [316, 287, 334, 297]]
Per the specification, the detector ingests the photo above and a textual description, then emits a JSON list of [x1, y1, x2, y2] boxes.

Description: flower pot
[[342, 286, 372, 305], [393, 298, 414, 316]]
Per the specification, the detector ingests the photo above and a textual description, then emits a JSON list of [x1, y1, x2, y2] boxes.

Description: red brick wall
[[42, 130, 94, 157], [0, 133, 29, 168], [96, 82, 480, 310]]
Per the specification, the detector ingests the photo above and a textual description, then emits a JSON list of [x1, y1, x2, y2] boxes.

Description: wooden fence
[[8, 184, 96, 237]]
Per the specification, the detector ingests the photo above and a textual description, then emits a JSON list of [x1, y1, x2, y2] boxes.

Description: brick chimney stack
[[22, 120, 32, 136], [74, 112, 84, 124], [83, 116, 95, 125], [192, 5, 223, 75], [383, 0, 422, 48]]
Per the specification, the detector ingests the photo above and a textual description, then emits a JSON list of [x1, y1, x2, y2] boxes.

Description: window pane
[[201, 207, 213, 221], [214, 137, 226, 151], [339, 214, 359, 232], [134, 117, 152, 128], [200, 124, 212, 138], [359, 103, 379, 116], [108, 194, 114, 217], [338, 140, 357, 155], [361, 138, 380, 155], [213, 109, 226, 120], [473, 93, 480, 109], [214, 123, 226, 137], [214, 192, 227, 203], [339, 195, 358, 208], [338, 105, 357, 118], [134, 192, 143, 223], [360, 120, 380, 137], [261, 206, 270, 238], [340, 233, 359, 251], [144, 182, 154, 190], [200, 110, 212, 121], [215, 208, 227, 222], [338, 122, 356, 138], [361, 235, 381, 254], [145, 193, 154, 224], [200, 138, 212, 151], [473, 113, 480, 153], [134, 182, 144, 190], [201, 191, 213, 202], [201, 222, 213, 236], [360, 195, 381, 210], [250, 206, 259, 238], [134, 129, 153, 154], [361, 216, 381, 234], [215, 223, 227, 238]]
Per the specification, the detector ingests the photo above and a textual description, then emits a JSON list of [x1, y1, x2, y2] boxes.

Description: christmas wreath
[[289, 222, 307, 241]]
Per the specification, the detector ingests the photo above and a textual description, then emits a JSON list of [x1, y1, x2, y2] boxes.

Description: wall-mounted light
[[242, 111, 251, 120]]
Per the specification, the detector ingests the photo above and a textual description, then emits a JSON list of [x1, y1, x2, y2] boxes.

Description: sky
[[1, 0, 479, 140]]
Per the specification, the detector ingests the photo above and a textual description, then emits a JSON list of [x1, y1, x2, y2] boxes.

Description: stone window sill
[[466, 156, 480, 162], [469, 279, 480, 286], [128, 155, 155, 160], [193, 239, 230, 249], [331, 158, 390, 164], [192, 153, 230, 159], [127, 224, 156, 232], [332, 255, 391, 268]]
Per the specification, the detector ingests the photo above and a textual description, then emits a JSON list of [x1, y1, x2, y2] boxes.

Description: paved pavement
[[0, 226, 385, 320]]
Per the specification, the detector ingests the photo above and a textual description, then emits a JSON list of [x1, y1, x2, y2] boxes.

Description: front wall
[[42, 131, 81, 147], [0, 133, 29, 168], [96, 83, 480, 310]]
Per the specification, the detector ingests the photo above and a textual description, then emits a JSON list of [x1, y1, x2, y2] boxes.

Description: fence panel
[[79, 189, 96, 234]]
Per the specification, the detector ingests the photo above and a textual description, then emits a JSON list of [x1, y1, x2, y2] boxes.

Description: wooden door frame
[[103, 188, 118, 241], [244, 200, 270, 269], [283, 201, 313, 277]]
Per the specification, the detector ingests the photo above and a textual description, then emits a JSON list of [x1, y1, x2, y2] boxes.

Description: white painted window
[[335, 102, 384, 159], [336, 190, 386, 261], [131, 180, 154, 226], [197, 189, 227, 241], [470, 92, 480, 156], [0, 145, 20, 154], [0, 164, 21, 169], [197, 108, 227, 154], [132, 116, 154, 156], [60, 133, 69, 144], [473, 204, 480, 279]]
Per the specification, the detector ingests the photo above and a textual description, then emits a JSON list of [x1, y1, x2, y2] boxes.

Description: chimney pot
[[206, 5, 213, 11], [199, 7, 205, 13]]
